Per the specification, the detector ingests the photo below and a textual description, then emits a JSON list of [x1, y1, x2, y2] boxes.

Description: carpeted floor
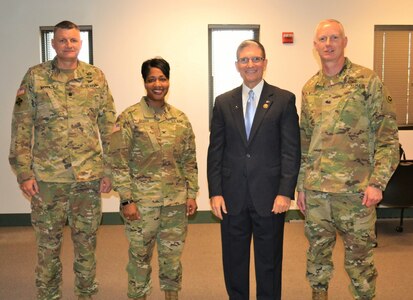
[[0, 219, 412, 299]]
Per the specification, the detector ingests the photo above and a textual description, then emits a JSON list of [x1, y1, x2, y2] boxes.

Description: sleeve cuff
[[187, 190, 198, 199], [17, 172, 35, 184]]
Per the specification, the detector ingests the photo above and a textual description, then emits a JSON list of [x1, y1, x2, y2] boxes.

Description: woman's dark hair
[[141, 58, 170, 81]]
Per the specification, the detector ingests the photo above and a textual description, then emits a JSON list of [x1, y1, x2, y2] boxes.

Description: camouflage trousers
[[304, 190, 377, 300], [122, 204, 188, 299], [31, 180, 102, 300]]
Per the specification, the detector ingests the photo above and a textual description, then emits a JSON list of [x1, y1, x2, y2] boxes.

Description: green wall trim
[[1, 208, 412, 226], [0, 213, 31, 226]]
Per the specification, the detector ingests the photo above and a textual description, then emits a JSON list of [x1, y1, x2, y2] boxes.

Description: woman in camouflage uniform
[[110, 58, 199, 300]]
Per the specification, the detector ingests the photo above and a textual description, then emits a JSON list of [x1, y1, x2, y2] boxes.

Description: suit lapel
[[229, 87, 248, 145], [248, 82, 274, 143]]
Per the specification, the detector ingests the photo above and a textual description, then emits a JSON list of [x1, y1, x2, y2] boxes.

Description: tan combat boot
[[312, 289, 328, 300], [165, 290, 178, 300]]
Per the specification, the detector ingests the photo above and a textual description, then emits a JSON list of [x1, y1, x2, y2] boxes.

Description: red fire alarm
[[282, 32, 294, 44]]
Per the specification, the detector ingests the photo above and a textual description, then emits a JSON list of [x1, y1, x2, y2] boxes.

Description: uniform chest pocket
[[68, 83, 100, 119], [171, 122, 185, 150], [34, 89, 62, 124], [337, 96, 369, 130], [133, 122, 161, 157]]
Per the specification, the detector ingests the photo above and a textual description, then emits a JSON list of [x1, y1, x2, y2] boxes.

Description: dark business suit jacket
[[207, 81, 301, 216]]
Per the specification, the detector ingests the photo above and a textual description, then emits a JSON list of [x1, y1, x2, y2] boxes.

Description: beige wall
[[1, 0, 412, 213]]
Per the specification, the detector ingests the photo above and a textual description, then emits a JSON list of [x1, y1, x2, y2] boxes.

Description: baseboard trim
[[1, 208, 412, 226]]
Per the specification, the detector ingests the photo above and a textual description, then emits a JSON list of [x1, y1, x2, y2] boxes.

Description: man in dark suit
[[207, 40, 301, 300]]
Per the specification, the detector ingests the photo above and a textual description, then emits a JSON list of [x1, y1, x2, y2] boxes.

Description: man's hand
[[122, 202, 140, 221], [272, 195, 291, 214], [297, 191, 306, 215], [362, 186, 383, 207], [99, 176, 112, 193], [186, 198, 198, 216], [20, 179, 39, 198], [210, 195, 227, 220]]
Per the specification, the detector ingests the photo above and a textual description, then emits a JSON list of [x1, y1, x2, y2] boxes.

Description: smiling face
[[314, 20, 348, 65], [235, 43, 267, 89], [144, 67, 169, 104], [52, 28, 82, 63]]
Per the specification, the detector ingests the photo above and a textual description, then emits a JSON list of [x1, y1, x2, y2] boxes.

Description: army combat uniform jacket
[[110, 97, 199, 207], [298, 58, 399, 194], [9, 57, 116, 184]]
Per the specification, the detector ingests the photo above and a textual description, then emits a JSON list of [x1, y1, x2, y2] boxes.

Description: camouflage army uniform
[[297, 58, 399, 299], [9, 57, 116, 299], [110, 97, 198, 299]]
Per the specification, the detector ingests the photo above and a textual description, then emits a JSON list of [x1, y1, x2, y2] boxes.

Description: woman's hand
[[186, 199, 197, 216]]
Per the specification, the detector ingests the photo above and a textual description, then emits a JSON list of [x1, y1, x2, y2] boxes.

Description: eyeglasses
[[237, 56, 265, 64]]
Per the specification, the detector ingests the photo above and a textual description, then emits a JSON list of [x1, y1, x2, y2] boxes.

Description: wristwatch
[[120, 200, 134, 207]]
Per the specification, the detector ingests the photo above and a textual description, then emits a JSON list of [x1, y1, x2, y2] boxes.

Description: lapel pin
[[263, 100, 270, 109]]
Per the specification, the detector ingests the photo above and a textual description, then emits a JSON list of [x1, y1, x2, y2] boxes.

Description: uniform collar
[[315, 57, 352, 87], [141, 96, 173, 120], [50, 57, 90, 82]]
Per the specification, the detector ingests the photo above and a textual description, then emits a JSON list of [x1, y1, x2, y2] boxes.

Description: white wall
[[1, 0, 412, 214]]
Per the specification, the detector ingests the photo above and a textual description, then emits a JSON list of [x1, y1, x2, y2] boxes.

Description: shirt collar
[[242, 79, 264, 100]]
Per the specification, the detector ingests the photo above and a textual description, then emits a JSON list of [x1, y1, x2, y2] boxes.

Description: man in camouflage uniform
[[110, 58, 198, 300], [9, 20, 116, 300], [297, 19, 399, 300]]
